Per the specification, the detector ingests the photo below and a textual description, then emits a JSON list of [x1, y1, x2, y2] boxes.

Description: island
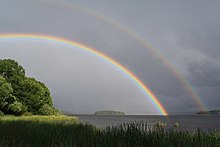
[[94, 110, 125, 115], [196, 110, 220, 115]]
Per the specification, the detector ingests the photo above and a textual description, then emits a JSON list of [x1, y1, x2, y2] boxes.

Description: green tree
[[0, 59, 25, 99], [0, 59, 25, 80], [37, 81, 53, 107], [7, 101, 23, 115], [0, 76, 26, 115], [0, 59, 55, 115], [0, 76, 13, 109], [19, 78, 53, 114], [38, 104, 54, 115]]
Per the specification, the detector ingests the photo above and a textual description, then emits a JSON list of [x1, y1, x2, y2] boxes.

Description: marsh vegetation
[[0, 116, 219, 147]]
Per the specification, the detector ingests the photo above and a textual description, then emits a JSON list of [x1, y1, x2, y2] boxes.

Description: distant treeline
[[196, 110, 220, 115], [94, 110, 125, 115]]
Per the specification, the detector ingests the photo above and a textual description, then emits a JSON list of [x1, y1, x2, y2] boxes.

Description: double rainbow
[[0, 33, 168, 115], [41, 0, 206, 111]]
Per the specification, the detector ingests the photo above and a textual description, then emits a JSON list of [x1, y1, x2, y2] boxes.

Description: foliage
[[22, 112, 33, 116], [52, 107, 61, 116], [18, 78, 53, 114], [0, 115, 78, 123], [38, 104, 54, 115], [0, 110, 4, 116], [0, 76, 13, 109], [0, 59, 25, 80], [0, 76, 25, 115], [0, 59, 55, 115], [6, 101, 23, 115]]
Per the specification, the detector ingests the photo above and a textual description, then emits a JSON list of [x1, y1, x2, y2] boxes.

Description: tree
[[0, 76, 26, 115], [6, 101, 24, 115], [0, 59, 25, 80], [0, 76, 13, 109], [38, 104, 54, 115], [0, 59, 55, 115], [37, 81, 53, 107], [19, 78, 53, 114], [0, 59, 25, 99]]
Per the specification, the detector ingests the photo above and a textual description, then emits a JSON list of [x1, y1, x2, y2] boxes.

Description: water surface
[[75, 115, 220, 131]]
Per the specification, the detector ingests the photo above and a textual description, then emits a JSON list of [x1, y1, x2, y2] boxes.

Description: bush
[[0, 111, 4, 116], [22, 112, 33, 116], [52, 108, 61, 116], [38, 104, 54, 115], [7, 101, 23, 114]]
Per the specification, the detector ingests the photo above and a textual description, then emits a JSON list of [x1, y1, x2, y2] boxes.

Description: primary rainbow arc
[[41, 0, 206, 111], [0, 33, 168, 115]]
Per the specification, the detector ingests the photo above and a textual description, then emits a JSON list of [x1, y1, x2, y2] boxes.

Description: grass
[[0, 116, 219, 147], [0, 115, 78, 123]]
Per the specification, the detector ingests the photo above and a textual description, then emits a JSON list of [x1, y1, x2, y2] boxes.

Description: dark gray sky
[[0, 0, 219, 114]]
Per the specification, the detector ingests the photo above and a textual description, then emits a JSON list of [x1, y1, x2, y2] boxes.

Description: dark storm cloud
[[188, 61, 220, 87], [0, 0, 219, 114]]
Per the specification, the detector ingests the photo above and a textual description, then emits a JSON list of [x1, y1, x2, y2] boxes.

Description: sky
[[0, 0, 219, 114]]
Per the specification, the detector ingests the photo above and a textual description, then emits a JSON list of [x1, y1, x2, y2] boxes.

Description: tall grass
[[0, 116, 219, 147], [0, 115, 78, 123]]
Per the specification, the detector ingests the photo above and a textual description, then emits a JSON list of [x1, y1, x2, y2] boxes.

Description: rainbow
[[0, 33, 168, 115], [39, 0, 206, 111]]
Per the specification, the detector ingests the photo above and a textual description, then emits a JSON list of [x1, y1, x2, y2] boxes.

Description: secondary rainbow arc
[[0, 33, 168, 115], [41, 0, 206, 111]]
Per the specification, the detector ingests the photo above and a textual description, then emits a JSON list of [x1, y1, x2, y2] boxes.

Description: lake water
[[75, 115, 220, 131]]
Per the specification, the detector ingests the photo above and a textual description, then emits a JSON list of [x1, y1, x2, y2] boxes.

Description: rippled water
[[75, 115, 220, 131]]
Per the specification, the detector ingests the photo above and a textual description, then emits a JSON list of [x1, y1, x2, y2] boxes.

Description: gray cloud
[[188, 61, 220, 87], [0, 0, 219, 114]]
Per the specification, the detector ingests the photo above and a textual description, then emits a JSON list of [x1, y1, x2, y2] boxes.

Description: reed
[[0, 116, 219, 147]]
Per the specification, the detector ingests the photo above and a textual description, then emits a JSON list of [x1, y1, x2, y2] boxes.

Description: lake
[[75, 115, 220, 131]]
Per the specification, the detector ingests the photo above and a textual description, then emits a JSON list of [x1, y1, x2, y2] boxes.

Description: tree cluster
[[0, 59, 59, 115]]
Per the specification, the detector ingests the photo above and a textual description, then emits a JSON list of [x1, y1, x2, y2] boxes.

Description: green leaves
[[38, 104, 54, 115], [0, 59, 25, 79], [0, 76, 13, 109], [7, 101, 23, 114], [19, 77, 53, 114], [0, 59, 55, 115]]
